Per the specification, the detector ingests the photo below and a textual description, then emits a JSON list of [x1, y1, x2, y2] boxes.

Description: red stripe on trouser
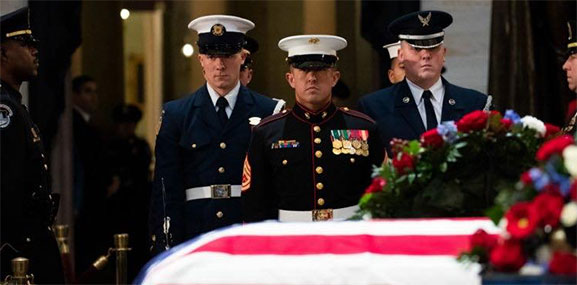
[[188, 234, 490, 256]]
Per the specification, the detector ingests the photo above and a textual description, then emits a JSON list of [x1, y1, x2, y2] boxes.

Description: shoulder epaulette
[[256, 108, 291, 128], [339, 107, 375, 123]]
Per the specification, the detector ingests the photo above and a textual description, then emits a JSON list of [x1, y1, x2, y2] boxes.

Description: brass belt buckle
[[312, 209, 333, 221], [211, 184, 231, 199]]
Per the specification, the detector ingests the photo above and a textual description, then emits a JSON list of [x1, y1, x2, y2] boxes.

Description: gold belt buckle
[[312, 209, 333, 221], [211, 184, 231, 199]]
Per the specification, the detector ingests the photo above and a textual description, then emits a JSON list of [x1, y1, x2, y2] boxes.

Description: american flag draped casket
[[136, 218, 500, 285]]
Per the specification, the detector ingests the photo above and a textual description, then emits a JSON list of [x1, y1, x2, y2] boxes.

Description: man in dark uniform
[[242, 35, 385, 222], [562, 20, 577, 135], [358, 11, 490, 154], [150, 15, 283, 253], [240, 35, 258, 86], [0, 7, 64, 283]]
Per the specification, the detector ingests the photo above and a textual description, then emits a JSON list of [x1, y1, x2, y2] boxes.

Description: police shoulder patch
[[0, 103, 14, 129]]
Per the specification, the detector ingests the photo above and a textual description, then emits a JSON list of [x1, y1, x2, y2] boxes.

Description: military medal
[[332, 148, 342, 155], [330, 130, 343, 155]]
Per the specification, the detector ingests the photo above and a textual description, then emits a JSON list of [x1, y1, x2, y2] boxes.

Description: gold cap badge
[[308, 38, 320, 44], [211, 24, 225, 36]]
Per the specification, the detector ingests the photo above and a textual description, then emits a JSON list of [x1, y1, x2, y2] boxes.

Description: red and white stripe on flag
[[136, 218, 500, 285]]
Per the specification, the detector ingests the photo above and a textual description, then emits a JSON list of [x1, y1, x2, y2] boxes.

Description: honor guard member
[[0, 7, 64, 283], [242, 35, 385, 223], [358, 11, 490, 155], [150, 15, 283, 253], [562, 20, 577, 135], [240, 35, 258, 86], [384, 41, 405, 84]]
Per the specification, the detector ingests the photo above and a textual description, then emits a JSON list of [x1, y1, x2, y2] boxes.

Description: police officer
[[0, 7, 64, 283], [242, 35, 385, 222], [383, 41, 405, 84], [358, 11, 490, 154], [562, 20, 577, 135], [150, 15, 283, 253]]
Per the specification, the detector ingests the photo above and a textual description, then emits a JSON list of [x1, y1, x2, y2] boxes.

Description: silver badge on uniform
[[0, 104, 14, 129], [448, 98, 456, 105], [402, 97, 410, 104]]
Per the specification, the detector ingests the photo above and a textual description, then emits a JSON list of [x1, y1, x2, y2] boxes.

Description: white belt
[[185, 185, 241, 201], [278, 205, 359, 222]]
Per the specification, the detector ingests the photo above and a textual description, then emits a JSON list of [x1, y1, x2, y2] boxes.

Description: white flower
[[563, 145, 577, 178], [521, 116, 546, 137], [561, 202, 577, 227]]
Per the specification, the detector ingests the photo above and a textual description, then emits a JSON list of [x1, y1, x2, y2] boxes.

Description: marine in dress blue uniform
[[0, 8, 64, 283], [242, 35, 385, 223], [358, 11, 490, 154], [150, 15, 283, 253]]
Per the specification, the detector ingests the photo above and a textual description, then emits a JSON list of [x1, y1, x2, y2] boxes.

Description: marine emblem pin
[[308, 38, 320, 44]]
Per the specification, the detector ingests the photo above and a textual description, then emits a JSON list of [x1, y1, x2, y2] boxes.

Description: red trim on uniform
[[255, 109, 292, 128], [341, 108, 376, 124], [187, 234, 491, 256]]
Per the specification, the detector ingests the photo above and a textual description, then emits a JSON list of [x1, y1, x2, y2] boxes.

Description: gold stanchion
[[54, 225, 75, 283], [114, 234, 130, 285], [3, 257, 34, 285]]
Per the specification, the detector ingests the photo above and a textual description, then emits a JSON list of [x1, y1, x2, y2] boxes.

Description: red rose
[[490, 238, 527, 272], [470, 229, 498, 251], [505, 202, 539, 239], [456, 110, 489, 133], [544, 123, 561, 139], [420, 129, 444, 148], [520, 171, 532, 185], [501, 118, 513, 130], [536, 135, 574, 161], [571, 181, 577, 201], [392, 153, 415, 175], [549, 251, 577, 275], [365, 177, 386, 194], [533, 191, 564, 228]]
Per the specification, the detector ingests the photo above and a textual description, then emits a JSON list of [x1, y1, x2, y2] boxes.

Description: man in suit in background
[[150, 15, 282, 254], [358, 10, 489, 154]]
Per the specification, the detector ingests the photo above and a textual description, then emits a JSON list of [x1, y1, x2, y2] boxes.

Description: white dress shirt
[[406, 78, 445, 129], [207, 81, 241, 118]]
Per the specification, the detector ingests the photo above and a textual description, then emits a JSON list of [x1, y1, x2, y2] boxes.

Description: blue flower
[[437, 121, 458, 143], [504, 110, 522, 125], [544, 158, 572, 196], [529, 168, 550, 191]]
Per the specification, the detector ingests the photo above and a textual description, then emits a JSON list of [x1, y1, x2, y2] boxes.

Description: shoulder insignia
[[255, 109, 291, 128], [0, 103, 14, 129], [340, 108, 376, 124]]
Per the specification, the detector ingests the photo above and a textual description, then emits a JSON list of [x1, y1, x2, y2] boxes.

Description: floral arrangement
[[459, 134, 577, 275], [358, 110, 558, 218]]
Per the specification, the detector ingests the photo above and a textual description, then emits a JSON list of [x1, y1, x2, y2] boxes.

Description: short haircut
[[72, 75, 95, 93]]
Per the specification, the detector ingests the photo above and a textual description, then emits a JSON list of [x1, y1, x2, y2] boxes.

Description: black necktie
[[216, 96, 229, 126], [422, 90, 438, 130]]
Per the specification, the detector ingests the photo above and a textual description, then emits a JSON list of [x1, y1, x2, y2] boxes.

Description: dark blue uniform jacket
[[358, 77, 488, 154], [150, 84, 277, 252]]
